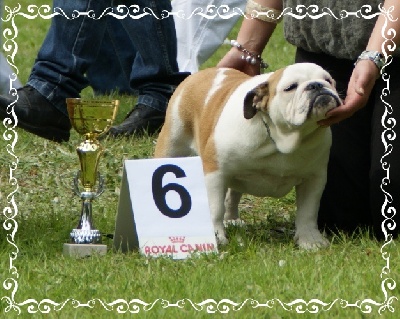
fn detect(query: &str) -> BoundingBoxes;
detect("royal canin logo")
[143,239,216,256]
[168,236,185,243]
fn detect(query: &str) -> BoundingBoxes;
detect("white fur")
[205,68,228,105]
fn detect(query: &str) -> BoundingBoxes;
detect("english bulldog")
[154,63,341,249]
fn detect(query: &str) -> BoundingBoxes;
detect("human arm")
[217,0,283,76]
[319,0,400,126]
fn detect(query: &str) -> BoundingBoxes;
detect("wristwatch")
[355,50,385,71]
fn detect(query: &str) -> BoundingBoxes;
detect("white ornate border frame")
[1,3,398,315]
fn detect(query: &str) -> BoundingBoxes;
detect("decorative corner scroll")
[1,3,397,316]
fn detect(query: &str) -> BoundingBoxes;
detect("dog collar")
[262,118,276,144]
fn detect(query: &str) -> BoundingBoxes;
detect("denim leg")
[86,17,135,96]
[27,0,111,116]
[119,0,189,112]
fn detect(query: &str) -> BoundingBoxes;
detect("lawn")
[1,1,398,318]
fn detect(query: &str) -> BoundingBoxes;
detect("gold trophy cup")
[63,98,119,257]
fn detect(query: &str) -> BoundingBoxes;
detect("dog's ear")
[243,82,270,119]
[243,90,258,119]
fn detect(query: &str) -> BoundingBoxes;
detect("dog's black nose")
[306,82,324,91]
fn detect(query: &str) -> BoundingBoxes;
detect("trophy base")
[63,243,107,258]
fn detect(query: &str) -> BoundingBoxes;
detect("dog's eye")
[325,78,332,85]
[284,83,298,92]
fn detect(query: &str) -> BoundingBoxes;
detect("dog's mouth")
[307,91,341,118]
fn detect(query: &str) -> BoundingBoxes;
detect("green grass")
[1,1,399,318]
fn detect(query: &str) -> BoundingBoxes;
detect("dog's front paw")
[294,229,329,250]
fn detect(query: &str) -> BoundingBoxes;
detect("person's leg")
[28,0,109,114]
[86,16,135,96]
[318,91,374,233]
[123,0,188,110]
[0,0,110,142]
[108,0,189,137]
[172,0,245,73]
[295,48,374,235]
[370,58,400,240]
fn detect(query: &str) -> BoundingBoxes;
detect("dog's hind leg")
[154,112,194,158]
[154,130,193,158]
[154,91,197,158]
[224,189,246,227]
[224,188,242,220]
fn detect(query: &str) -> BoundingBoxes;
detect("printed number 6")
[152,164,192,218]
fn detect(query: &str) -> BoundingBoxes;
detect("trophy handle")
[73,171,105,198]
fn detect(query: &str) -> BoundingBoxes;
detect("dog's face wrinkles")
[274,63,340,127]
[246,63,341,127]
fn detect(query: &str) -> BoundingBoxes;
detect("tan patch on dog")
[157,67,285,172]
[154,92,181,157]
[177,68,250,173]
[256,67,285,112]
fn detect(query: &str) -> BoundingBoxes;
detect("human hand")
[217,48,261,76]
[318,59,379,126]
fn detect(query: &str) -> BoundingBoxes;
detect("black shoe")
[107,104,165,138]
[0,85,71,142]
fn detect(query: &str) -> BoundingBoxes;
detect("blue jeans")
[86,17,135,96]
[28,0,188,116]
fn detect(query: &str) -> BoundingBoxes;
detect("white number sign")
[113,157,218,259]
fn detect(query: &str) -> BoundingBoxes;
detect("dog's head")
[244,63,341,127]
